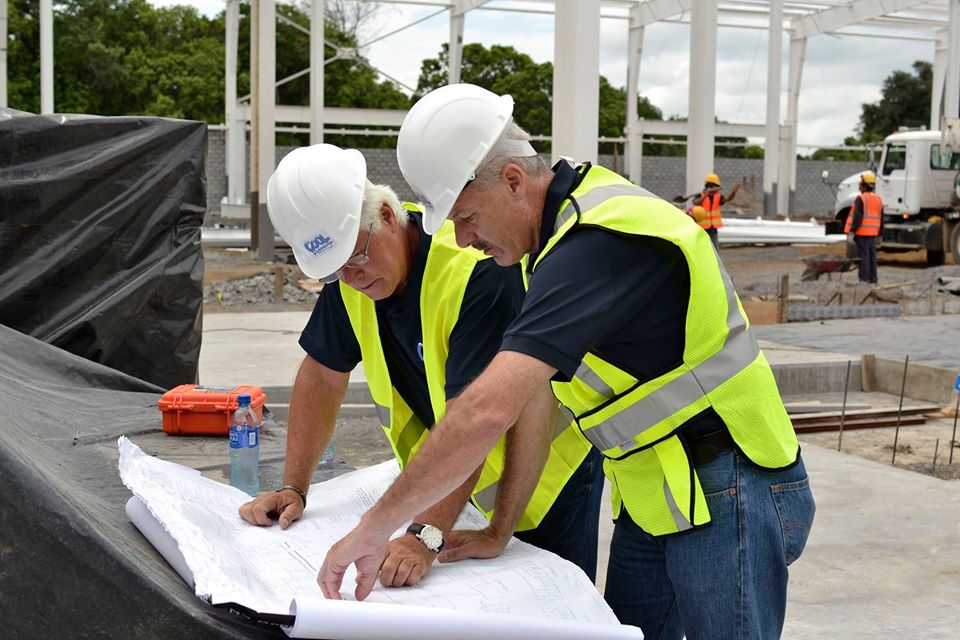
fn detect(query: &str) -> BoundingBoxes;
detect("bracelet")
[276,484,307,509]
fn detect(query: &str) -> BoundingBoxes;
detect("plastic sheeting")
[0,110,206,389]
[0,324,285,639]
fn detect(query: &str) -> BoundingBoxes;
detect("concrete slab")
[199,311,366,388]
[783,443,960,640]
[198,311,960,638]
[754,315,960,370]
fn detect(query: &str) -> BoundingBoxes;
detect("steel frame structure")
[7,0,958,227]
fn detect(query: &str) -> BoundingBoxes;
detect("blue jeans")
[604,449,815,639]
[514,447,605,582]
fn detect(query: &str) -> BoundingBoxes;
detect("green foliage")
[857,61,932,140]
[415,43,661,153]
[6,0,408,146]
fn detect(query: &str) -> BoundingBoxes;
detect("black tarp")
[0,110,205,389]
[0,324,290,638]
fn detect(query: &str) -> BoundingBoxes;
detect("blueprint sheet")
[118,437,643,639]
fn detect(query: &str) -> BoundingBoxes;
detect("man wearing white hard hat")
[319,86,815,640]
[239,143,604,588]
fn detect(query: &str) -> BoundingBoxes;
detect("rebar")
[838,360,852,451]
[891,355,909,466]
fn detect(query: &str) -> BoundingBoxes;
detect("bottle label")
[230,426,259,449]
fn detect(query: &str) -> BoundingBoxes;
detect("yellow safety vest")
[341,206,591,531]
[532,167,799,537]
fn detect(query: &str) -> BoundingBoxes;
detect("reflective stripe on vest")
[535,166,798,536]
[844,192,882,236]
[699,192,723,229]
[342,214,591,531]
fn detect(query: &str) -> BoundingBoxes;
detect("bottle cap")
[237,394,251,406]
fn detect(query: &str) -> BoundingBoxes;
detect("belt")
[684,428,734,466]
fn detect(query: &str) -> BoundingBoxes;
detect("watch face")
[419,524,444,551]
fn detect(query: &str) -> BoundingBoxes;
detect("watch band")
[276,484,307,508]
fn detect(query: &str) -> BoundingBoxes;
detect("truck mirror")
[820,170,829,179]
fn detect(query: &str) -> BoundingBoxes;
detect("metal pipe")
[891,355,909,465]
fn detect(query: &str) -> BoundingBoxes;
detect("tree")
[415,42,661,153]
[6,0,408,147]
[857,60,932,140]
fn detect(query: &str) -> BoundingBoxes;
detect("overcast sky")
[153,1,935,148]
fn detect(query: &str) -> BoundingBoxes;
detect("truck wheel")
[927,249,945,266]
[951,223,960,264]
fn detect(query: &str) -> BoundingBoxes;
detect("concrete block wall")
[205,131,869,219]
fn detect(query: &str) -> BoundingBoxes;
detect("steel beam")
[686,0,717,196]
[310,0,325,144]
[552,0,600,164]
[764,0,783,218]
[634,0,691,28]
[792,0,928,39]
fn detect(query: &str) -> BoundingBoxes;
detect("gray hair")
[361,182,408,233]
[470,123,550,191]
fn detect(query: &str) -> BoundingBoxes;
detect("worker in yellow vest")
[320,86,816,640]
[692,172,739,249]
[844,171,883,283]
[238,144,602,588]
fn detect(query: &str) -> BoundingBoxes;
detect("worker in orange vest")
[692,172,740,249]
[844,171,883,284]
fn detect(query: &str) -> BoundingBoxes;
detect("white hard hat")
[397,84,516,235]
[266,144,366,279]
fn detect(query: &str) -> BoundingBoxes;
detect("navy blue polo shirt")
[500,161,726,436]
[299,212,525,428]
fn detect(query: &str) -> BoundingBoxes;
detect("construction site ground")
[199,244,960,638]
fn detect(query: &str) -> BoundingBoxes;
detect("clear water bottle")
[229,394,260,495]
[319,442,336,466]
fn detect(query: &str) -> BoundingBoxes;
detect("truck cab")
[833,128,960,265]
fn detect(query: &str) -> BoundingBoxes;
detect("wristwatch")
[406,522,444,553]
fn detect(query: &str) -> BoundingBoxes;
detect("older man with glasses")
[238,144,603,589]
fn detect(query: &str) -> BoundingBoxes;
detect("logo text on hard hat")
[304,232,335,256]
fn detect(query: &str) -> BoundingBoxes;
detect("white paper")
[118,436,642,640]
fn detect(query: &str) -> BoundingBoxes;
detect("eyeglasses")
[321,223,375,284]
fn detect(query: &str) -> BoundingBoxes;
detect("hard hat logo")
[303,233,335,256]
[265,143,366,279]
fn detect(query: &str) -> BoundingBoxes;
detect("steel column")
[763,0,783,218]
[945,0,960,122]
[310,0,325,144]
[225,0,246,206]
[781,35,805,216]
[625,5,645,183]
[686,0,717,196]
[0,0,7,108]
[552,0,600,164]
[40,0,53,113]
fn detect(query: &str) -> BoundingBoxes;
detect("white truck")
[830,125,960,265]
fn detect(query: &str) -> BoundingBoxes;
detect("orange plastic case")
[158,384,267,436]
